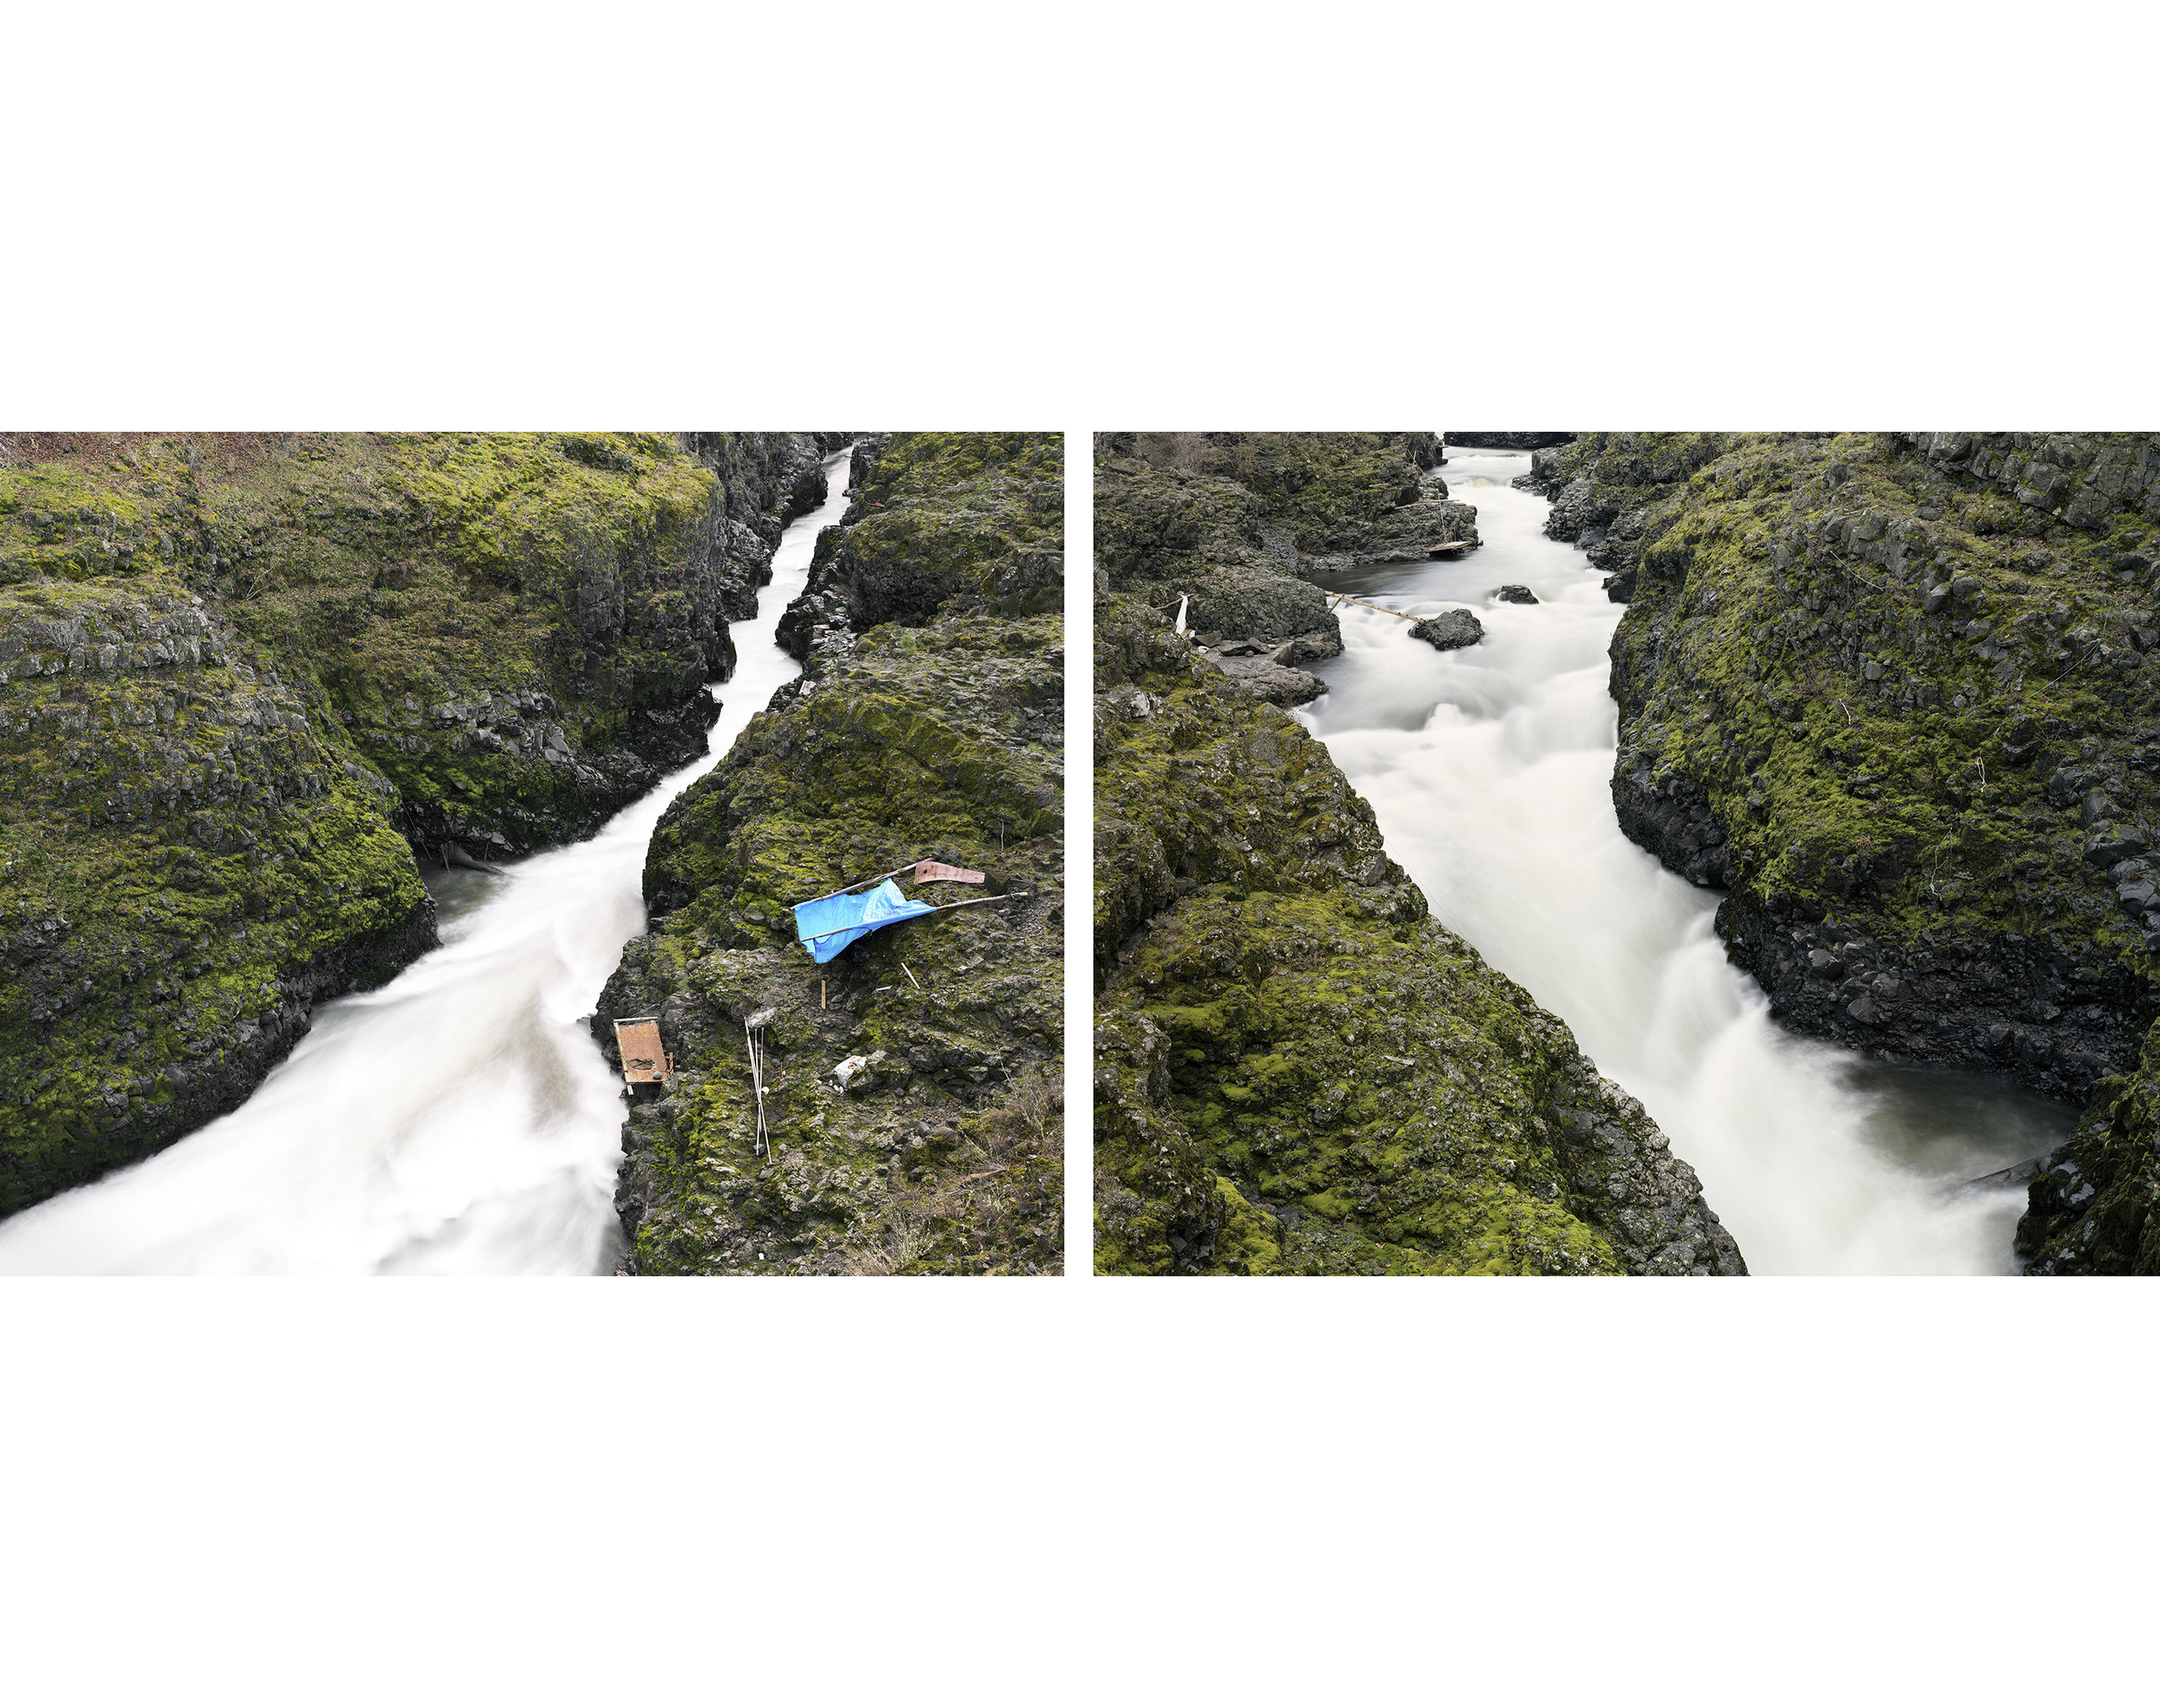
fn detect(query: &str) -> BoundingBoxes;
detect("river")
[0,447,854,1274]
[1295,444,2074,1274]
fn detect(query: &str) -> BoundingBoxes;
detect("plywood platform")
[613,1016,671,1088]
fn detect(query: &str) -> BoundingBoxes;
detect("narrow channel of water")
[0,447,854,1274]
[1296,445,2074,1274]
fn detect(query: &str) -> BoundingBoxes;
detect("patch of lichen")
[1593,432,2160,962]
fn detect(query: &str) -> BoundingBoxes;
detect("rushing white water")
[0,447,854,1274]
[1297,446,2074,1275]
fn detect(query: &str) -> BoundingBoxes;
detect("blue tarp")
[792,879,938,964]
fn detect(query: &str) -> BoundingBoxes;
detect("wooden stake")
[902,962,923,990]
[820,979,827,1011]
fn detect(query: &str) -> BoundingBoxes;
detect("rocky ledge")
[1092,431,1483,709]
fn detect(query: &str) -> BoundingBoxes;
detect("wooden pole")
[1329,593,1424,623]
[931,892,1030,915]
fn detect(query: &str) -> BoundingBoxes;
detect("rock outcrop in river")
[1523,432,2160,1271]
[1094,432,1744,1274]
[595,433,1064,1275]
[0,430,837,1216]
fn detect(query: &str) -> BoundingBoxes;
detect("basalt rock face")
[1093,432,1481,707]
[2017,1024,2160,1273]
[776,432,1064,661]
[1521,432,1747,602]
[597,433,1064,1276]
[1448,433,1576,450]
[0,429,825,1216]
[1094,448,1744,1276]
[684,431,855,620]
[1530,432,2160,1251]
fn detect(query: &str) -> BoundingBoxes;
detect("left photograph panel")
[0,431,1064,1274]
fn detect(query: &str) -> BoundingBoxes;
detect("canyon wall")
[1526,431,2160,1270]
[0,430,834,1214]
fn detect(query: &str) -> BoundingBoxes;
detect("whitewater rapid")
[1297,446,2073,1274]
[0,447,854,1274]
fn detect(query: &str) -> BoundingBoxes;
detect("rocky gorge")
[594,432,1065,1275]
[1523,431,2160,1272]
[1093,432,1745,1274]
[0,430,842,1218]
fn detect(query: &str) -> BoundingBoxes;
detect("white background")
[7,2,2159,1702]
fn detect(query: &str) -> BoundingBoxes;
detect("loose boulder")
[1412,609,1484,651]
[1494,585,1539,605]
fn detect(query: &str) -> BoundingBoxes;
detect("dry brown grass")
[836,1068,1064,1275]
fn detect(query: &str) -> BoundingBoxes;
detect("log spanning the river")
[1328,593,1423,623]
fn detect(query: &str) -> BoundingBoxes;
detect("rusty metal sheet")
[914,860,985,886]
[613,1017,668,1085]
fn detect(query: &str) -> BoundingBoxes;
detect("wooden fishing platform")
[613,1016,674,1091]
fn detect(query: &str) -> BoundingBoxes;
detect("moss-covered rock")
[1093,436,1743,1275]
[1093,433,1475,660]
[2016,1022,2160,1273]
[595,432,1065,1275]
[0,429,833,1214]
[1525,432,2160,1268]
[0,576,432,1213]
[775,431,1063,660]
[1446,433,1575,450]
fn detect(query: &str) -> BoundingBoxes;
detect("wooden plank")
[914,860,985,885]
[613,1017,669,1086]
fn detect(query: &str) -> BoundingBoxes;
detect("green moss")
[1095,598,1716,1272]
[3,432,747,854]
[1113,431,1439,551]
[1096,874,1629,1276]
[1579,433,2160,959]
[0,571,429,1210]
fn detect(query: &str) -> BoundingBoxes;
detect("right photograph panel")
[1095,431,2160,1275]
